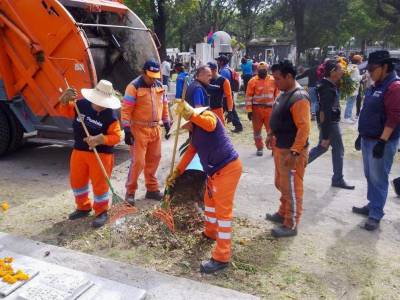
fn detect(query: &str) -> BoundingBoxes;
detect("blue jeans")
[308,86,318,115]
[308,122,344,184]
[361,137,398,220]
[344,95,356,119]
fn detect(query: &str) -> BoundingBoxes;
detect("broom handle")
[168,77,189,176]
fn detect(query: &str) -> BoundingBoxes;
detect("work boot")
[331,180,355,190]
[231,127,243,133]
[256,149,263,156]
[265,212,284,224]
[92,211,108,228]
[68,209,91,220]
[271,225,297,238]
[200,258,229,274]
[352,205,369,217]
[363,217,380,231]
[125,193,136,206]
[145,190,163,201]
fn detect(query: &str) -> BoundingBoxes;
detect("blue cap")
[207,62,218,70]
[143,59,161,78]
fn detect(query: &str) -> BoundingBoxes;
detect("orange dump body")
[0,0,159,137]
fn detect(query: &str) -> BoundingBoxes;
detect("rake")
[64,78,137,223]
[152,78,189,232]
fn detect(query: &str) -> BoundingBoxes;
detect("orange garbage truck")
[0,0,160,156]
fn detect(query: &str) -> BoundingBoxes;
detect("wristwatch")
[291,151,299,156]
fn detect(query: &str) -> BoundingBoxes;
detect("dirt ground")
[1,107,400,299]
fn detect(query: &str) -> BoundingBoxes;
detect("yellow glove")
[59,87,78,104]
[84,134,105,149]
[166,168,181,188]
[175,100,195,120]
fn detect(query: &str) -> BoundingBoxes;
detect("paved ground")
[1,118,400,298]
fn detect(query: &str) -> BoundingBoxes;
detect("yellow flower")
[4,257,13,264]
[2,274,17,284]
[14,270,29,281]
[1,201,9,212]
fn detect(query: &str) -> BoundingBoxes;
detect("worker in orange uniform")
[166,102,242,274]
[121,60,170,205]
[266,61,311,238]
[206,62,234,124]
[246,62,280,156]
[58,80,122,228]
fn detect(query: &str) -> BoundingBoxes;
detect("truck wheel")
[0,102,24,155]
[0,108,11,156]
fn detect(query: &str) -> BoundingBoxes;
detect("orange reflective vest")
[245,75,279,112]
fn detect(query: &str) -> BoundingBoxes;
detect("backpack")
[228,68,240,92]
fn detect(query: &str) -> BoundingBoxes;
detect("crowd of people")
[57,49,400,274]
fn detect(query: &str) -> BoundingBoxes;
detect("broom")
[64,79,137,223]
[152,78,189,232]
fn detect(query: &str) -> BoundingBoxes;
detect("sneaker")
[331,180,355,190]
[265,212,284,224]
[256,149,263,156]
[200,258,229,274]
[68,209,91,220]
[363,217,380,231]
[271,225,297,238]
[145,190,163,201]
[343,118,354,124]
[352,205,369,217]
[231,127,243,133]
[92,211,108,228]
[125,193,136,206]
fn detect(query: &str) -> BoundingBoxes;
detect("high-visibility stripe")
[94,191,110,202]
[218,232,231,239]
[205,206,215,213]
[205,216,217,223]
[123,95,136,103]
[73,185,90,196]
[218,220,231,227]
[288,169,297,229]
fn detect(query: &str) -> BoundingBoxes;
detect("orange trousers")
[204,159,242,262]
[70,149,113,216]
[252,106,272,150]
[211,108,225,125]
[273,147,308,228]
[126,125,161,194]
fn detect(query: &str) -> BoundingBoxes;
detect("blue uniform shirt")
[241,60,253,76]
[175,71,188,99]
[219,64,232,81]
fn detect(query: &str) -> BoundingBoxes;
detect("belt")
[131,120,160,127]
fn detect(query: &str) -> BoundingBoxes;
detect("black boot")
[265,212,284,224]
[92,212,108,228]
[200,258,229,274]
[352,205,369,217]
[271,225,297,238]
[256,149,263,156]
[68,209,91,220]
[331,180,355,190]
[231,127,243,133]
[145,190,163,201]
[363,217,380,231]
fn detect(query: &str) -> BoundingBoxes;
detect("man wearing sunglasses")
[353,50,400,231]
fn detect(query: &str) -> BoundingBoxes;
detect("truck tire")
[0,102,24,155]
[0,108,11,156]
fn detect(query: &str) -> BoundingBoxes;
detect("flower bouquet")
[338,57,357,99]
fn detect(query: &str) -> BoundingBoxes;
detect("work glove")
[164,121,171,140]
[166,168,181,188]
[247,112,253,121]
[355,135,361,151]
[59,87,78,104]
[84,134,104,149]
[225,111,234,124]
[175,100,194,120]
[124,127,134,146]
[373,139,386,159]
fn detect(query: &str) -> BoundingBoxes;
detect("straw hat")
[170,104,209,133]
[81,80,121,109]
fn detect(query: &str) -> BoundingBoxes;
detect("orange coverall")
[211,78,234,125]
[273,99,310,229]
[58,101,121,216]
[121,77,169,195]
[177,112,242,263]
[246,75,279,150]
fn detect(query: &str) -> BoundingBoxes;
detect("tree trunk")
[291,0,305,63]
[152,0,167,61]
